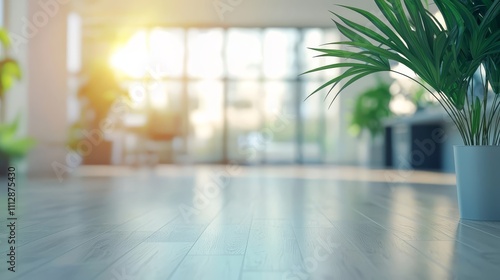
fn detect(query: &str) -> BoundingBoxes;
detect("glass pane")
[300,28,340,80]
[122,81,184,109]
[146,82,184,163]
[155,81,186,163]
[263,29,299,79]
[126,81,149,110]
[149,28,185,78]
[188,80,224,162]
[145,81,184,118]
[263,81,298,163]
[117,81,184,164]
[226,29,262,79]
[187,29,224,79]
[110,29,185,79]
[227,81,264,163]
[301,82,326,162]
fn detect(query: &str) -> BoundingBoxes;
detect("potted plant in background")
[350,80,393,166]
[0,28,35,176]
[305,0,500,220]
[73,63,128,164]
[0,117,36,176]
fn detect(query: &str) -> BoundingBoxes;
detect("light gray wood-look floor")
[0,166,499,280]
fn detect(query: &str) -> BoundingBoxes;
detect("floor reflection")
[2,166,500,279]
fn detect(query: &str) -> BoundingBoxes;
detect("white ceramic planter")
[454,145,500,221]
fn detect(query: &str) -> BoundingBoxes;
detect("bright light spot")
[390,94,417,115]
[433,11,446,29]
[390,83,402,96]
[129,84,147,104]
[110,31,149,78]
[188,29,224,78]
[391,63,416,80]
[110,29,184,79]
[149,29,184,77]
[67,12,82,73]
[150,88,168,110]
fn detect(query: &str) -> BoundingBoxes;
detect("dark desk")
[384,108,450,171]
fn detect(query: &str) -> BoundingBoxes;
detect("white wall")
[4,1,28,125]
[4,0,29,173]
[5,0,70,177]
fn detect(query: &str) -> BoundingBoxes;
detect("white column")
[24,0,70,177]
[4,1,29,173]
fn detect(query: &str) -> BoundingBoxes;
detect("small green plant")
[350,81,393,139]
[0,28,22,122]
[77,64,128,128]
[0,28,34,160]
[304,0,500,145]
[0,116,35,158]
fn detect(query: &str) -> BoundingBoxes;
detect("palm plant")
[304,0,500,145]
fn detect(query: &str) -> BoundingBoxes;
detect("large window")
[109,28,340,164]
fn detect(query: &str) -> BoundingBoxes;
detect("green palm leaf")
[305,0,500,145]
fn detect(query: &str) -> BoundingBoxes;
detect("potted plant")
[75,63,127,164]
[304,0,500,220]
[0,28,35,176]
[350,80,393,138]
[350,80,393,166]
[0,117,36,176]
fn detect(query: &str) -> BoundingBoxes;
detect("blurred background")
[0,0,462,178]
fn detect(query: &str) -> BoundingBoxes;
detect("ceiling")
[70,0,380,70]
[71,0,378,29]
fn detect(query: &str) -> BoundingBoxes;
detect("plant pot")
[83,140,112,165]
[454,145,500,221]
[0,154,9,177]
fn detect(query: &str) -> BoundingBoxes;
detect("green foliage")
[0,59,22,97]
[0,28,11,48]
[304,0,500,145]
[67,121,84,152]
[350,81,393,139]
[0,116,36,158]
[68,64,128,151]
[0,28,22,99]
[0,27,35,159]
[78,64,128,125]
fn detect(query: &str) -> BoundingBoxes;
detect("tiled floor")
[0,165,499,279]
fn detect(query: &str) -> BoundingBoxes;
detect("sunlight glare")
[110,31,149,78]
[110,29,184,79]
[188,29,224,78]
